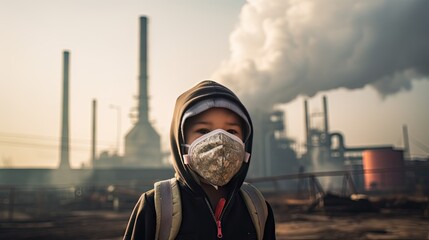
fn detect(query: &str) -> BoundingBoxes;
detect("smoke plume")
[212,0,429,109]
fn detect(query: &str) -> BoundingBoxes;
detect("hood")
[170,80,253,195]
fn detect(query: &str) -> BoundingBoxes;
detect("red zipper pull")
[214,198,226,220]
[214,198,226,239]
[217,220,223,238]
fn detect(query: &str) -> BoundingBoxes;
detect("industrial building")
[0,16,428,197]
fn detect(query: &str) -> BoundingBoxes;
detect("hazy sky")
[1,0,428,168]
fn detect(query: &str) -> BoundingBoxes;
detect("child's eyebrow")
[192,121,212,125]
[192,121,241,126]
[226,122,241,127]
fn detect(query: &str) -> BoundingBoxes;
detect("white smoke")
[212,0,429,109]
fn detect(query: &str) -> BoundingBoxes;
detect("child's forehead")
[192,107,241,121]
[186,108,244,129]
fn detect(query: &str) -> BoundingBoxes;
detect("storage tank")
[362,148,405,192]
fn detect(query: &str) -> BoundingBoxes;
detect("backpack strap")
[240,182,268,240]
[154,179,267,240]
[154,178,182,240]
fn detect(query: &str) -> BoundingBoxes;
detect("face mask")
[183,129,250,187]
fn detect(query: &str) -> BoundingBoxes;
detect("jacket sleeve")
[123,190,156,240]
[263,201,277,240]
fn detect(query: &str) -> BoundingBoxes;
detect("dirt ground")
[1,209,428,240]
[0,211,128,240]
[275,211,429,240]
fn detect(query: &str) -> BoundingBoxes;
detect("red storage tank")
[362,148,405,192]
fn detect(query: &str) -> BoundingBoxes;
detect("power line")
[0,140,91,152]
[0,132,117,146]
[411,138,429,154]
[0,134,117,152]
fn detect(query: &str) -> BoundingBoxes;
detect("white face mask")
[183,129,250,187]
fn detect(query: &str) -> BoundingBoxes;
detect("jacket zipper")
[205,198,223,238]
[204,193,234,239]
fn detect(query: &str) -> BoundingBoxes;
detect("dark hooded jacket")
[123,80,276,239]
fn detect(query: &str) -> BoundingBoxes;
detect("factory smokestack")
[59,51,70,169]
[304,99,310,148]
[91,99,97,166]
[402,124,411,160]
[138,16,149,123]
[323,96,329,139]
[124,16,162,167]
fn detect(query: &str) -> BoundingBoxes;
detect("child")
[123,80,276,239]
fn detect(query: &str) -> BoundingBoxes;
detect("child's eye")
[196,128,210,135]
[227,129,238,135]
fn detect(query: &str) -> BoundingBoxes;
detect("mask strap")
[183,154,191,164]
[244,152,251,163]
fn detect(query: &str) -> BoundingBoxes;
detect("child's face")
[185,107,244,145]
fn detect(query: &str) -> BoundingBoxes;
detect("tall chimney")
[59,51,70,169]
[91,99,97,166]
[138,16,149,123]
[124,16,162,167]
[402,124,411,159]
[304,99,310,147]
[323,95,329,137]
